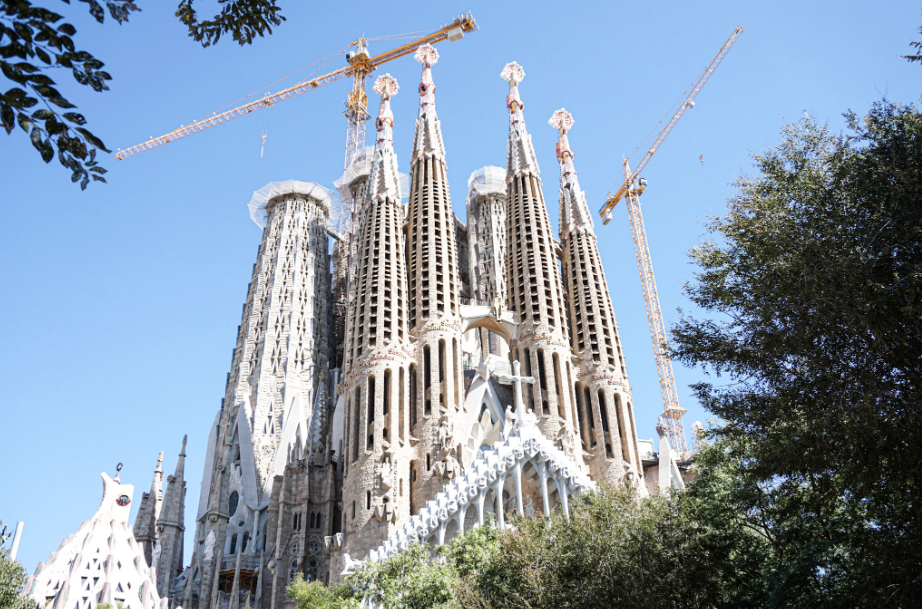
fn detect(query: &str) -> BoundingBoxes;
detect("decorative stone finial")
[114,462,123,482]
[414,43,439,67]
[156,451,164,470]
[548,108,574,135]
[373,73,399,101]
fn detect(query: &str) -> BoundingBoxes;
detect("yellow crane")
[598,27,743,458]
[115,14,478,369]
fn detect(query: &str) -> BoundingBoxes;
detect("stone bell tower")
[501,62,583,459]
[550,108,644,487]
[405,44,466,510]
[340,74,414,559]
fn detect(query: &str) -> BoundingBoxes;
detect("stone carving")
[437,418,454,455]
[151,539,162,571]
[379,457,394,491]
[434,448,459,481]
[203,530,216,564]
[341,553,363,576]
[524,496,536,518]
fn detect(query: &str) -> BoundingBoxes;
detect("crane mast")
[601,27,743,458]
[622,158,688,456]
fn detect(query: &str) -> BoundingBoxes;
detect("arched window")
[306,559,318,582]
[228,491,239,516]
[307,537,321,555]
[289,559,299,583]
[229,534,237,555]
[241,532,250,553]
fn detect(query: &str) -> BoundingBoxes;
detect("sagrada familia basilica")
[24,46,691,609]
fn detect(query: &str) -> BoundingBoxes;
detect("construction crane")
[115,13,478,370]
[598,27,743,458]
[114,14,477,163]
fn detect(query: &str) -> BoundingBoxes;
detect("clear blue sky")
[1,0,918,574]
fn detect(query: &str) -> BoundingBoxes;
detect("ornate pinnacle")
[373,73,399,100]
[548,108,574,136]
[414,44,439,67]
[502,62,538,177]
[551,108,592,230]
[500,62,525,113]
[549,108,576,169]
[373,74,398,145]
[415,44,438,111]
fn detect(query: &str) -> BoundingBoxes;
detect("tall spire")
[366,74,401,204]
[549,108,593,232]
[411,44,446,162]
[155,436,187,600]
[133,451,165,567]
[501,62,539,177]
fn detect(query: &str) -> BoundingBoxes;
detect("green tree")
[671,100,922,606]
[459,484,764,609]
[0,522,32,609]
[1,0,284,188]
[286,575,356,609]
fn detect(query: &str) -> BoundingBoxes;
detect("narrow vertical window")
[599,390,610,433]
[367,376,376,450]
[453,337,460,408]
[410,364,418,428]
[399,367,406,441]
[552,353,564,419]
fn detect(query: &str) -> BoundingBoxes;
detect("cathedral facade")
[160,49,645,609]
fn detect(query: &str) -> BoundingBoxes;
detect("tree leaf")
[76,126,110,152]
[57,23,77,36]
[62,112,86,125]
[32,109,53,120]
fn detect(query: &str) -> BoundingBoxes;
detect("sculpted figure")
[438,418,454,454]
[203,530,216,564]
[379,457,394,490]
[151,539,162,571]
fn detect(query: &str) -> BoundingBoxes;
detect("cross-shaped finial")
[500,62,525,86]
[496,360,535,413]
[373,74,399,100]
[414,44,439,67]
[548,108,574,134]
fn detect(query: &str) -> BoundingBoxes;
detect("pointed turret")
[405,44,465,509]
[155,436,187,600]
[365,74,402,205]
[500,63,582,458]
[410,44,446,163]
[549,108,593,232]
[502,62,540,177]
[341,74,414,561]
[550,110,644,490]
[133,451,164,567]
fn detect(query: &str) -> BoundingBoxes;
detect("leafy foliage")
[460,484,765,609]
[2,0,282,189]
[175,0,285,47]
[287,576,357,609]
[671,100,922,606]
[0,521,31,609]
[0,0,137,188]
